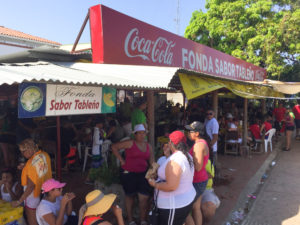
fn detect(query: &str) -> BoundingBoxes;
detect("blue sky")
[0,0,206,45]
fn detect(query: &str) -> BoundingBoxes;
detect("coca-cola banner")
[89,4,266,81]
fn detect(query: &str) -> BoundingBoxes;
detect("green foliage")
[88,155,120,186]
[185,0,300,80]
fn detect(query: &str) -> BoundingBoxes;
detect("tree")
[185,0,300,80]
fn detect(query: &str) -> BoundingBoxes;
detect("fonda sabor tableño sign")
[18,83,116,118]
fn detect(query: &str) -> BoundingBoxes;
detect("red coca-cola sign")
[89,4,266,81]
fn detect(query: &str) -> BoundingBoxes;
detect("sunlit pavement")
[242,138,300,225]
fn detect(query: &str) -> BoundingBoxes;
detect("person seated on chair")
[0,167,22,202]
[226,113,237,132]
[249,118,262,141]
[78,189,125,225]
[226,114,242,143]
[201,159,220,224]
[36,178,77,225]
[260,114,273,139]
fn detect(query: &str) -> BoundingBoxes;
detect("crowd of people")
[1,94,300,225]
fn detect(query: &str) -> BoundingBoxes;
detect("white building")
[0,26,61,56]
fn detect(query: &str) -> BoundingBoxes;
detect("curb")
[222,138,283,225]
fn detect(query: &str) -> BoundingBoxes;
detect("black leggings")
[158,202,193,225]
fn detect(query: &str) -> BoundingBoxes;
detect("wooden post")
[147,91,155,150]
[213,90,218,119]
[56,116,61,181]
[243,98,248,146]
[261,99,266,115]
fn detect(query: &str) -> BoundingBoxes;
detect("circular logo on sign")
[20,86,43,112]
[190,78,199,89]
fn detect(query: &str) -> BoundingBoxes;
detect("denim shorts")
[193,180,208,200]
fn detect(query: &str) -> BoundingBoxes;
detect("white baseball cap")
[132,124,146,133]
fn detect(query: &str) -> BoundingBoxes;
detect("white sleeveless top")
[157,151,196,209]
[1,182,18,202]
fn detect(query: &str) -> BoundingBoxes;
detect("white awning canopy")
[0,61,180,90]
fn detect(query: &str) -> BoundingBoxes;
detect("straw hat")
[84,190,116,217]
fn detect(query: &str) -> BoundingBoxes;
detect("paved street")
[242,138,300,225]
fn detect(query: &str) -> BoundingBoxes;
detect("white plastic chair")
[264,128,276,153]
[101,140,112,166]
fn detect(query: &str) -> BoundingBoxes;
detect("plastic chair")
[224,131,241,155]
[264,128,276,153]
[82,146,92,172]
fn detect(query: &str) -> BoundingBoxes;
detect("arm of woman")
[42,195,69,225]
[106,126,116,139]
[6,182,21,201]
[151,160,182,192]
[111,140,133,166]
[65,193,75,216]
[193,142,206,171]
[12,177,35,207]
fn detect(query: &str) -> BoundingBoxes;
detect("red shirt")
[122,141,150,172]
[250,124,261,139]
[273,107,286,122]
[264,122,272,132]
[293,105,300,120]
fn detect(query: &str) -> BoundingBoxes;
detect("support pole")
[56,117,61,181]
[71,12,90,53]
[147,91,155,149]
[261,99,266,115]
[243,98,248,146]
[213,90,218,119]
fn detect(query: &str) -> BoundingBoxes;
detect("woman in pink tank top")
[112,124,154,225]
[185,121,209,225]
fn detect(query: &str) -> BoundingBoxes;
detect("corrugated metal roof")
[0,61,179,90]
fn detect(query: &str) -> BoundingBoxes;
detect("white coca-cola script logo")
[124,28,175,65]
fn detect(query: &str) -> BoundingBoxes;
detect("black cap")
[185,121,204,132]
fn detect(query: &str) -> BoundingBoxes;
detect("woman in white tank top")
[0,168,22,202]
[148,131,196,225]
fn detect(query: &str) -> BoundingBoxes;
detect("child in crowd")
[157,142,171,166]
[91,117,106,168]
[0,168,22,202]
[36,178,77,225]
[201,159,220,223]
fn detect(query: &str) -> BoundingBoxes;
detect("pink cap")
[42,178,66,193]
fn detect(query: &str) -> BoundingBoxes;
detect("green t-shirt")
[131,108,146,130]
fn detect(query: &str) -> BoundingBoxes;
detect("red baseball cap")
[169,131,186,145]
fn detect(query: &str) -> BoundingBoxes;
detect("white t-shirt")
[36,196,67,225]
[156,151,196,209]
[204,118,219,152]
[157,156,167,166]
[92,127,103,155]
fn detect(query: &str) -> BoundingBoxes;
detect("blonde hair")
[19,138,38,152]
